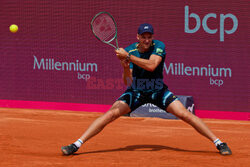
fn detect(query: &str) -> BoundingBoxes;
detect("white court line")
[204,120,250,125]
[165,126,250,134]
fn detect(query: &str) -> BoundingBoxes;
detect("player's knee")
[177,110,193,123]
[105,109,121,122]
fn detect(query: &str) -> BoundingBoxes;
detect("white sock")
[213,138,222,146]
[73,139,83,148]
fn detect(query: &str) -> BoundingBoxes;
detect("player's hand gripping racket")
[91,12,119,49]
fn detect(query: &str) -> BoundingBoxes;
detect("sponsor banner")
[0,0,249,115]
[129,95,195,119]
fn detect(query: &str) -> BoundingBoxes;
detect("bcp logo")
[184,5,238,41]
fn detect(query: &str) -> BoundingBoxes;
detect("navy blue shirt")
[125,40,166,91]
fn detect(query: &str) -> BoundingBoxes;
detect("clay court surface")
[0,108,249,167]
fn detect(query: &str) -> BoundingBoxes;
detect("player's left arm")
[129,54,162,72]
[116,48,162,72]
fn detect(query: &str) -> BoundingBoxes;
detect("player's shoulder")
[152,40,166,57]
[153,40,166,48]
[125,42,138,52]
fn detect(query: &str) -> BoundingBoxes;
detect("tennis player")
[61,23,232,155]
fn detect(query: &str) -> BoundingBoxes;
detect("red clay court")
[1,108,249,167]
[1,1,249,166]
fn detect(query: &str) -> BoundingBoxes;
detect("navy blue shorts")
[117,85,178,112]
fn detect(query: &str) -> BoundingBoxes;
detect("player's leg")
[79,100,131,143]
[61,100,130,155]
[166,100,232,155]
[167,100,217,141]
[153,86,232,155]
[152,88,216,140]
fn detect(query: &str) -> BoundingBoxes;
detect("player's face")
[137,32,153,51]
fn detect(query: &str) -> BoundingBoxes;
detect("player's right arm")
[120,60,133,86]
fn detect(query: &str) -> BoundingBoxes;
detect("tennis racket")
[91,11,119,49]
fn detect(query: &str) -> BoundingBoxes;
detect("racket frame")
[91,11,119,49]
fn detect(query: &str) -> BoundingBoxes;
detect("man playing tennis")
[61,23,232,155]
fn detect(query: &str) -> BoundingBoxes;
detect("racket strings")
[92,14,116,42]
